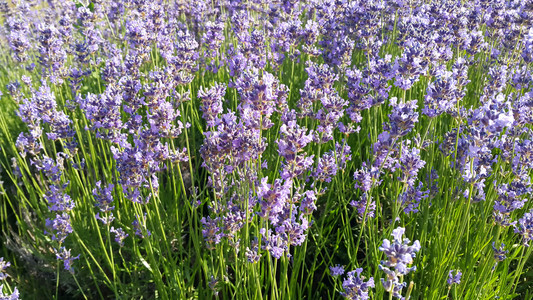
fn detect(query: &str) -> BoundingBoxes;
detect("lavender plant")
[0,0,531,299]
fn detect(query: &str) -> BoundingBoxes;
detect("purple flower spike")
[201,216,224,250]
[492,242,508,262]
[54,247,80,274]
[385,98,419,138]
[514,209,533,246]
[340,268,375,300]
[350,194,376,221]
[198,82,226,127]
[45,213,73,244]
[379,227,420,298]
[447,270,462,285]
[110,227,129,247]
[0,258,11,281]
[330,265,345,277]
[0,257,18,299]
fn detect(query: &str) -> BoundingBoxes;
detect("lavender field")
[0,0,533,299]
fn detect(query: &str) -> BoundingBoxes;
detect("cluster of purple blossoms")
[0,257,19,299]
[398,142,426,186]
[510,138,533,177]
[92,181,128,247]
[447,270,462,286]
[4,0,533,297]
[257,228,285,260]
[30,153,79,272]
[54,247,80,274]
[353,162,379,193]
[110,227,129,247]
[0,258,10,281]
[80,85,124,142]
[199,99,319,259]
[351,161,381,221]
[198,82,226,128]
[233,66,288,130]
[6,8,31,63]
[45,212,73,246]
[423,59,470,118]
[345,55,394,124]
[514,209,533,246]
[385,98,419,139]
[393,40,429,91]
[110,144,155,205]
[16,84,77,156]
[170,29,199,83]
[132,213,151,238]
[245,239,262,264]
[277,110,315,181]
[36,23,68,83]
[298,61,347,143]
[93,181,116,225]
[379,227,421,299]
[356,102,426,217]
[220,198,247,243]
[350,194,376,221]
[399,183,429,215]
[45,184,74,212]
[339,268,375,300]
[201,216,224,251]
[330,265,345,277]
[492,242,508,262]
[200,111,266,198]
[257,178,291,225]
[439,90,515,193]
[300,190,318,216]
[522,28,533,63]
[201,19,226,72]
[313,141,352,183]
[493,181,530,227]
[110,119,188,205]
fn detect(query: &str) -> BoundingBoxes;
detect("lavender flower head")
[379,227,420,298]
[300,190,318,215]
[353,163,380,193]
[110,227,129,247]
[400,183,429,214]
[133,213,151,238]
[54,247,80,274]
[380,227,421,275]
[257,177,291,224]
[245,239,261,263]
[201,216,224,250]
[492,242,508,262]
[514,208,533,246]
[93,181,115,225]
[313,150,339,183]
[398,142,426,186]
[198,82,226,127]
[385,98,419,138]
[277,113,315,180]
[45,184,74,212]
[0,257,18,300]
[45,213,73,244]
[330,264,345,277]
[0,285,19,299]
[339,268,375,300]
[350,194,376,221]
[260,228,288,259]
[447,270,462,285]
[0,258,10,281]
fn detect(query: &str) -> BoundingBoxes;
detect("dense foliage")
[0,0,533,299]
